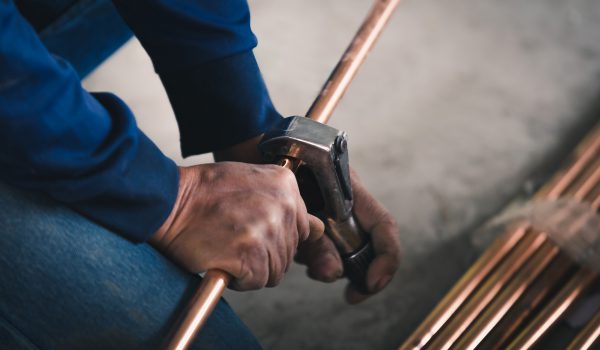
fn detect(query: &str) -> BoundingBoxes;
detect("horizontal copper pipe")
[480,254,574,350]
[566,307,600,350]
[506,268,599,350]
[426,230,547,350]
[451,240,561,350]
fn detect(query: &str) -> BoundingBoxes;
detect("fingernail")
[375,275,392,291]
[330,253,344,278]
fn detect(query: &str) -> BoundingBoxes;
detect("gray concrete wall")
[84,0,600,348]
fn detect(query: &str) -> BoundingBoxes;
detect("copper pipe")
[480,254,574,350]
[566,307,600,350]
[451,240,560,350]
[426,230,547,350]
[593,194,600,209]
[162,2,402,349]
[397,224,528,350]
[476,170,600,348]
[306,0,402,123]
[572,157,600,201]
[538,125,600,200]
[400,125,600,350]
[163,270,230,350]
[506,268,599,350]
[502,179,600,350]
[450,146,600,350]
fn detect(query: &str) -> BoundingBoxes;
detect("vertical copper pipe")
[566,307,600,350]
[426,230,547,350]
[397,224,529,350]
[162,1,402,349]
[506,268,599,350]
[451,241,560,350]
[306,0,402,123]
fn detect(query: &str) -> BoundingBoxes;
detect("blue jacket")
[0,0,281,242]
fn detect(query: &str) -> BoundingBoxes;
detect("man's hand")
[295,169,401,304]
[150,162,324,291]
[213,136,401,303]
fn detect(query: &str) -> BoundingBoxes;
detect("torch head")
[259,116,369,255]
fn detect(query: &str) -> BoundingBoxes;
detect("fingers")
[307,215,325,242]
[344,170,401,303]
[228,243,270,291]
[344,252,398,304]
[283,165,313,244]
[345,283,370,305]
[296,235,343,282]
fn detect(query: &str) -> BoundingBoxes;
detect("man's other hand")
[150,163,324,291]
[295,169,401,304]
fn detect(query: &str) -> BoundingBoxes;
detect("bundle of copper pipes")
[399,123,600,350]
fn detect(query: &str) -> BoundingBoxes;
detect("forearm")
[0,1,178,242]
[112,1,281,157]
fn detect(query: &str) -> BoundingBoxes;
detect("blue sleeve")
[112,0,282,156]
[0,1,179,242]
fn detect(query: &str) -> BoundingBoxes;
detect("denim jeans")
[0,182,262,350]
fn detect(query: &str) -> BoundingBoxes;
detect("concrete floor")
[83,0,600,348]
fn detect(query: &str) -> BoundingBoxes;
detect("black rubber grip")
[342,239,375,294]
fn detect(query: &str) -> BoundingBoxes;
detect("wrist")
[149,166,197,249]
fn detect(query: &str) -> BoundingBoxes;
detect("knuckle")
[277,168,297,185]
[386,215,400,231]
[237,230,264,253]
[247,274,268,290]
[236,245,268,290]
[281,195,297,212]
[377,212,399,232]
[268,271,284,287]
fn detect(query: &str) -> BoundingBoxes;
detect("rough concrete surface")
[83,0,600,349]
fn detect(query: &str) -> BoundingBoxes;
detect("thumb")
[306,215,325,242]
